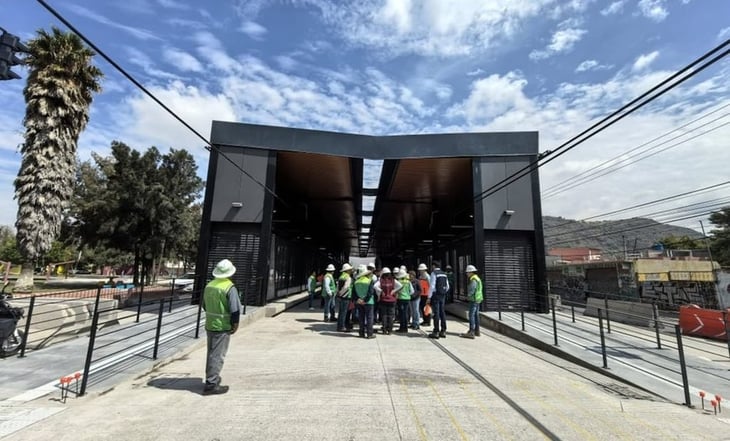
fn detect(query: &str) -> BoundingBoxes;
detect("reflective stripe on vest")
[204,278,234,331]
[338,272,352,298]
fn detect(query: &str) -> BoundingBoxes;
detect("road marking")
[428,379,469,441]
[458,380,517,441]
[400,378,428,441]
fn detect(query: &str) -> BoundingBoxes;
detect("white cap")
[212,259,236,279]
[326,264,335,272]
[417,263,428,271]
[341,263,353,272]
[465,264,478,273]
[381,267,391,274]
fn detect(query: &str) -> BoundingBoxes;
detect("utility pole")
[699,221,714,263]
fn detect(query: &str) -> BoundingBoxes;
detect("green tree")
[13,27,103,292]
[0,226,21,263]
[659,235,704,250]
[709,207,730,267]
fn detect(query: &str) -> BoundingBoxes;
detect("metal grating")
[207,226,261,306]
[483,232,536,311]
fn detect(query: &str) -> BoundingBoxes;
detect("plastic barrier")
[678,304,730,341]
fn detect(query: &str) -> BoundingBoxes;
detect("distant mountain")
[543,215,704,258]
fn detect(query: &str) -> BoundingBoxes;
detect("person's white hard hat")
[341,263,353,272]
[357,264,370,276]
[417,263,428,271]
[367,262,376,269]
[400,265,407,273]
[381,267,391,274]
[212,259,236,279]
[326,264,336,272]
[465,264,478,273]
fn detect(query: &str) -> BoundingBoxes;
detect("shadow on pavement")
[147,376,205,395]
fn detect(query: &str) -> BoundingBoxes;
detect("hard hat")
[212,259,236,279]
[341,263,353,272]
[357,264,370,275]
[465,264,478,273]
[417,263,428,271]
[400,265,406,273]
[367,262,376,269]
[326,264,335,272]
[381,267,391,274]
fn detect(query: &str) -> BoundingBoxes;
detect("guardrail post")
[79,286,102,397]
[136,282,144,323]
[598,308,608,369]
[551,296,558,346]
[720,311,730,356]
[242,279,248,315]
[194,291,204,339]
[571,303,575,323]
[497,285,502,321]
[152,298,165,360]
[675,325,692,407]
[653,300,662,350]
[604,295,611,334]
[18,295,36,358]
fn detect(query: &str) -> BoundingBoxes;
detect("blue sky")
[1,0,729,233]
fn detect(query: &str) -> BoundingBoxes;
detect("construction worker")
[427,261,450,339]
[460,264,483,339]
[395,268,412,333]
[322,264,337,322]
[374,267,402,334]
[445,264,455,303]
[336,263,354,332]
[407,270,421,330]
[306,270,317,311]
[353,264,376,339]
[202,259,241,395]
[417,263,431,326]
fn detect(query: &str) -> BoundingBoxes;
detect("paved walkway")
[2,297,729,440]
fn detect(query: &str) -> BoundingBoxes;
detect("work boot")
[203,385,229,395]
[474,328,481,337]
[428,332,439,339]
[460,331,475,339]
[439,331,446,339]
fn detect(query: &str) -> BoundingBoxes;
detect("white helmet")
[381,267,391,274]
[367,262,376,270]
[326,264,335,272]
[400,265,407,273]
[357,264,370,275]
[417,263,428,271]
[465,264,478,273]
[341,263,353,272]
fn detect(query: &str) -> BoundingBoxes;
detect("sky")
[1,0,729,235]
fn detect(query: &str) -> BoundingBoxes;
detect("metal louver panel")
[207,224,261,306]
[483,232,536,311]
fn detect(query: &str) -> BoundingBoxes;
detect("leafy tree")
[709,207,730,267]
[0,226,21,263]
[13,27,102,292]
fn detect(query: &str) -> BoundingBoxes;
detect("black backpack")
[434,271,449,296]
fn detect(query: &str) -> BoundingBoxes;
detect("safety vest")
[307,275,317,292]
[419,278,430,297]
[469,274,483,303]
[338,272,352,298]
[323,273,336,296]
[397,277,412,301]
[353,275,373,305]
[204,278,234,331]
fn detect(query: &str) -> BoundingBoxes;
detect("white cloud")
[163,48,204,73]
[530,21,587,60]
[718,27,730,41]
[193,32,238,73]
[637,0,668,22]
[124,46,181,80]
[156,0,190,9]
[302,0,556,57]
[447,72,532,124]
[65,4,162,40]
[601,0,625,15]
[632,50,659,71]
[240,21,267,39]
[575,59,613,72]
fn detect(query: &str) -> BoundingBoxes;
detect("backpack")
[434,272,449,296]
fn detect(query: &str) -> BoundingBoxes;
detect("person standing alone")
[460,265,483,339]
[202,259,242,395]
[306,270,317,311]
[427,261,450,339]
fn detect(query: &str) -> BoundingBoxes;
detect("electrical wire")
[35,0,287,207]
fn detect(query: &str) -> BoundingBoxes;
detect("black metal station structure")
[195,121,547,311]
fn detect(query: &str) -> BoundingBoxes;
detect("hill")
[543,215,704,258]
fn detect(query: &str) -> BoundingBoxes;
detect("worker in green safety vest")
[460,264,483,339]
[395,268,412,333]
[202,259,242,394]
[353,264,376,339]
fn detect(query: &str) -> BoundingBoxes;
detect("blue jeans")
[397,300,409,331]
[409,298,420,328]
[323,295,335,320]
[307,290,315,308]
[468,301,480,331]
[357,303,374,337]
[337,297,351,330]
[431,296,446,334]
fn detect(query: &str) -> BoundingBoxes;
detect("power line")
[472,38,730,206]
[542,111,730,198]
[34,0,286,206]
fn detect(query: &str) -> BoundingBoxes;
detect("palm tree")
[13,27,103,292]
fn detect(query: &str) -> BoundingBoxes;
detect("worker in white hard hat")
[322,264,337,322]
[353,264,376,338]
[417,263,431,326]
[461,264,483,339]
[373,267,402,334]
[336,263,354,331]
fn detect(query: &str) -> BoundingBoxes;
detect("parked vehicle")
[0,282,25,357]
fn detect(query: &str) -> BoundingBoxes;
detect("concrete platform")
[2,298,729,440]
